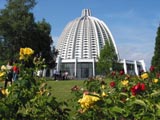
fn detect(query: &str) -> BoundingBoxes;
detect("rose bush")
[0,48,70,119]
[72,69,160,120]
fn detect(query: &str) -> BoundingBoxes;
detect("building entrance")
[81,68,89,78]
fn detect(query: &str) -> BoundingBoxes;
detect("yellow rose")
[102,91,107,97]
[1,65,6,71]
[5,89,10,96]
[141,73,149,80]
[24,48,34,55]
[20,48,24,55]
[19,47,34,60]
[121,80,129,86]
[1,88,9,96]
[92,92,100,97]
[20,47,34,55]
[91,95,100,102]
[1,88,5,95]
[78,94,100,109]
[101,85,106,89]
[0,71,6,77]
[153,79,158,83]
[19,55,25,60]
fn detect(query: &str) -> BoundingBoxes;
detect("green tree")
[0,0,36,59]
[35,19,53,62]
[96,40,118,75]
[151,25,160,71]
[0,0,55,66]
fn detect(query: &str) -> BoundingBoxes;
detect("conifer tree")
[96,40,118,75]
[151,25,160,71]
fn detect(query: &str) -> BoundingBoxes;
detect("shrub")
[72,69,160,120]
[0,48,70,119]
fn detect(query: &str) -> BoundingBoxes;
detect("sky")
[0,0,160,69]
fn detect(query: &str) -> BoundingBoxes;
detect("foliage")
[72,67,160,120]
[0,0,56,68]
[0,48,70,119]
[152,26,160,71]
[96,40,118,75]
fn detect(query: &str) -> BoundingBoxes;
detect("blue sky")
[0,0,160,69]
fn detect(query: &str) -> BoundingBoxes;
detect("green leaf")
[119,92,129,97]
[151,90,160,97]
[132,99,146,108]
[105,98,112,104]
[110,106,125,114]
[156,109,160,117]
[142,115,155,120]
[155,103,160,109]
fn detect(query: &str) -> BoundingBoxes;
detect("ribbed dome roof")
[56,9,119,60]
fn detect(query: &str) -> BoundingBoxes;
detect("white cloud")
[118,44,153,69]
[103,9,157,70]
[105,9,136,20]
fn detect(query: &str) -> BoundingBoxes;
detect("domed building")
[56,9,146,78]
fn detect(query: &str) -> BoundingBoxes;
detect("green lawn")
[47,80,85,101]
[47,79,86,117]
[0,79,85,101]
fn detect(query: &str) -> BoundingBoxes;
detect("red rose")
[130,83,146,96]
[71,85,79,91]
[131,86,137,96]
[111,71,116,76]
[110,81,116,87]
[134,83,141,91]
[140,83,146,91]
[119,70,124,75]
[156,73,160,78]
[149,66,155,72]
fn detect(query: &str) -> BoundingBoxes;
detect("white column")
[139,60,146,72]
[56,55,61,71]
[92,58,95,76]
[134,60,138,76]
[75,58,77,77]
[42,68,47,77]
[123,59,127,74]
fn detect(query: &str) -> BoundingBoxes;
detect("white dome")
[55,9,146,78]
[56,9,119,60]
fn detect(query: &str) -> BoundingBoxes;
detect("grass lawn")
[47,80,86,117]
[47,79,85,101]
[0,79,85,101]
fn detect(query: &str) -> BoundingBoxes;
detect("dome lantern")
[81,9,91,17]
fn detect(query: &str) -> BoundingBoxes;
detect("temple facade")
[56,9,146,78]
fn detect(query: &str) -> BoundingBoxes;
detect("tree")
[96,40,118,75]
[34,19,53,62]
[151,25,160,71]
[0,0,36,59]
[0,0,55,66]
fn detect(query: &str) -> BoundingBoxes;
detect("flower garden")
[71,70,160,120]
[0,48,160,119]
